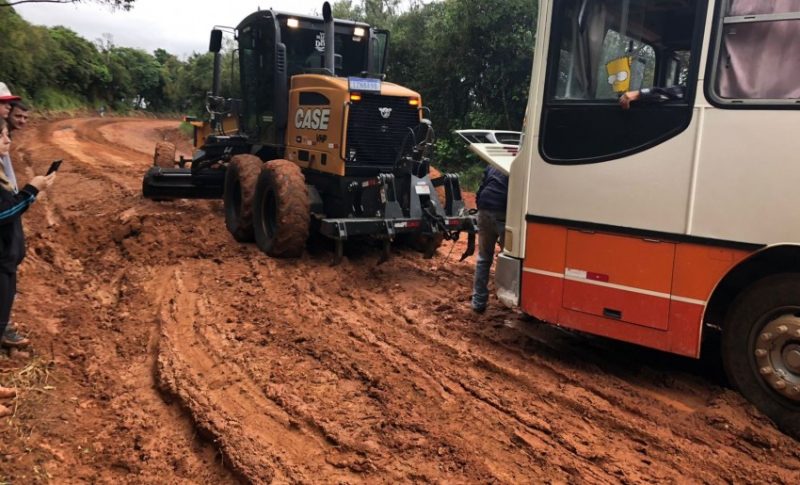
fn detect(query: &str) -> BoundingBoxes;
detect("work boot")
[0,387,15,399]
[1,326,30,348]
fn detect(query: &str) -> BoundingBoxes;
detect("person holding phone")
[0,117,54,349]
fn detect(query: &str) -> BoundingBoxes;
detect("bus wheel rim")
[754,312,800,402]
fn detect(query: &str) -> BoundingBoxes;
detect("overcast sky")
[15,0,342,58]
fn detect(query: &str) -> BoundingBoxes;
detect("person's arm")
[0,173,54,225]
[0,185,38,224]
[620,86,685,109]
[476,167,490,207]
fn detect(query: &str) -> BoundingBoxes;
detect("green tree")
[387,0,537,174]
[0,0,134,10]
[333,0,400,28]
[101,46,160,108]
[49,27,110,99]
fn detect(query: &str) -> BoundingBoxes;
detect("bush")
[34,88,85,111]
[458,162,485,193]
[179,121,195,139]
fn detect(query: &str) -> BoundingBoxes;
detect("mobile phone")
[46,159,62,175]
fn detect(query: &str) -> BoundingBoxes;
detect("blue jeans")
[472,210,506,310]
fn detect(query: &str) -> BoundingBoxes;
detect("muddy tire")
[253,159,309,258]
[154,142,176,168]
[224,155,263,242]
[722,273,800,439]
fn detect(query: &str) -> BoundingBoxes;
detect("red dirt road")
[1,117,799,483]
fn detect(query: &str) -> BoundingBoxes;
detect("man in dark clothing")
[472,166,509,313]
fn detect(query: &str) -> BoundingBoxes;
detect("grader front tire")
[224,154,263,242]
[253,160,310,258]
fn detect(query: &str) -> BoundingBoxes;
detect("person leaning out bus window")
[619,85,686,110]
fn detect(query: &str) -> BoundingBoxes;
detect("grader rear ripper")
[142,3,477,263]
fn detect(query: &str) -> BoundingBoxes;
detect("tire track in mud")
[2,117,236,483]
[156,264,382,484]
[273,263,793,484]
[155,248,800,483]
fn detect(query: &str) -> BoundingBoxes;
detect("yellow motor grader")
[143,2,477,263]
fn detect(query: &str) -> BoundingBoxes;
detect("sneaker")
[1,327,30,348]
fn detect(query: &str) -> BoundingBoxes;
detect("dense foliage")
[0,0,537,176]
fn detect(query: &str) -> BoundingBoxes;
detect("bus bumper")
[496,253,521,308]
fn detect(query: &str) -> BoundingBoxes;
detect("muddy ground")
[0,117,798,484]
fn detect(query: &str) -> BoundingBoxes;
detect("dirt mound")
[1,118,798,483]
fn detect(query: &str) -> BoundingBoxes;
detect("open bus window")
[541,0,705,164]
[710,0,800,104]
[551,0,681,101]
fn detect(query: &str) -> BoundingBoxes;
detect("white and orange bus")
[482,0,800,437]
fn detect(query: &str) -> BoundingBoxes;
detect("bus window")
[708,0,800,105]
[541,0,707,164]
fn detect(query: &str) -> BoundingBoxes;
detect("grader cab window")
[282,26,369,77]
[541,0,707,164]
[239,24,276,143]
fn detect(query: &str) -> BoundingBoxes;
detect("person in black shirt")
[472,166,509,314]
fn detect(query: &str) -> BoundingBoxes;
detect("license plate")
[414,183,431,195]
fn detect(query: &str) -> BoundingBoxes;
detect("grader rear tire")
[224,154,263,242]
[253,159,310,258]
[154,142,176,168]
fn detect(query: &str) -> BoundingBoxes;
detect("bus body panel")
[527,116,699,235]
[691,109,800,244]
[521,222,752,357]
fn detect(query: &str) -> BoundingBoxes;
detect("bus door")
[534,0,708,332]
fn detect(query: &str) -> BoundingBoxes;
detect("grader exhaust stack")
[323,2,335,75]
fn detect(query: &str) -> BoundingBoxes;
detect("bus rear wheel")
[722,273,800,439]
